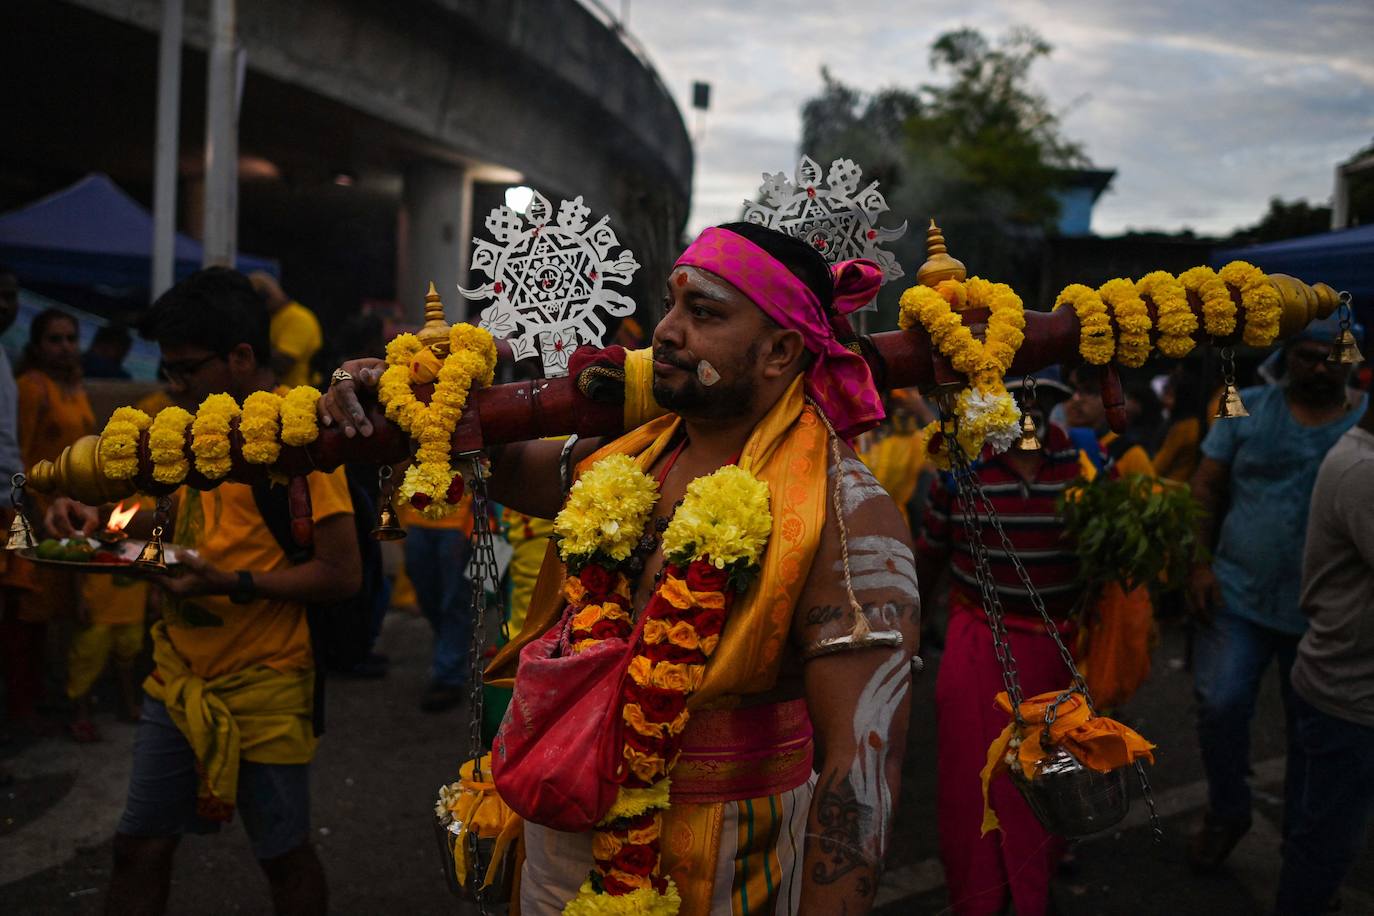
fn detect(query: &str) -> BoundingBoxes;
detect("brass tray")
[18,537,194,574]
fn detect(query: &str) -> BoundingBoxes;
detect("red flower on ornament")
[685,562,729,592]
[410,493,432,510]
[693,605,727,636]
[445,474,465,504]
[579,563,615,597]
[611,843,659,877]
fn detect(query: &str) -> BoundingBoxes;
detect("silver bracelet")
[559,434,581,499]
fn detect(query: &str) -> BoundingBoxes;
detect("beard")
[1288,372,1346,407]
[652,345,758,420]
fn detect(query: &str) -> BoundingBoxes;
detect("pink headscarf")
[673,226,886,439]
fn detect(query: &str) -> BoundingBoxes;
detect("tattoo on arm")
[810,770,879,898]
[803,602,917,629]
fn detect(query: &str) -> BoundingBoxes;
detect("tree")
[798,27,1088,326]
[1228,197,1332,245]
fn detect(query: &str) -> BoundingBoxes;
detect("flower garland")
[240,391,283,465]
[1219,260,1281,347]
[190,394,240,480]
[1179,266,1236,339]
[280,386,321,447]
[1053,284,1114,365]
[553,457,772,915]
[897,277,1026,467]
[378,325,497,519]
[148,406,193,484]
[1098,278,1152,368]
[98,407,152,480]
[1136,271,1196,359]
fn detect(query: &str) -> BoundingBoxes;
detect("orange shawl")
[487,375,829,708]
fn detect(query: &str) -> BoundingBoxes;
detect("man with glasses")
[47,268,359,915]
[1186,313,1367,873]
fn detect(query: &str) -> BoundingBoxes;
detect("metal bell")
[371,501,407,541]
[5,511,37,551]
[1328,327,1364,366]
[1012,412,1042,452]
[1214,382,1250,420]
[1008,742,1131,838]
[134,528,167,572]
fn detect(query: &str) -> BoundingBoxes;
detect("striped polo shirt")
[917,424,1084,619]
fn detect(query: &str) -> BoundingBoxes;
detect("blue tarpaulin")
[1213,225,1374,325]
[0,173,277,293]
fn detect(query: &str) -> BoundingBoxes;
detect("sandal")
[69,719,103,743]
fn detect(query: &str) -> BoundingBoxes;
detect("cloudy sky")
[622,0,1374,237]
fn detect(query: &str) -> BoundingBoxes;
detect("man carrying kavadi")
[325,222,922,915]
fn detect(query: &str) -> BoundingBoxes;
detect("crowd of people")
[1,222,1370,915]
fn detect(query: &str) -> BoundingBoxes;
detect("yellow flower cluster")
[554,454,659,564]
[1053,284,1114,365]
[1179,266,1236,339]
[381,325,497,519]
[239,391,283,465]
[279,386,320,447]
[1220,260,1281,347]
[148,407,193,484]
[565,880,681,916]
[899,277,1027,467]
[660,465,771,569]
[1099,279,1152,368]
[97,407,152,480]
[190,393,239,480]
[1137,271,1196,359]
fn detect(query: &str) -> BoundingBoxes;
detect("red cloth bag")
[490,615,636,832]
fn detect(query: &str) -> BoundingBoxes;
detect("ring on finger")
[330,368,355,387]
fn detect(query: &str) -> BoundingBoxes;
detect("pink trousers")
[936,606,1071,916]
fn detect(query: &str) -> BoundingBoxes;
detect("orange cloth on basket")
[980,689,1155,835]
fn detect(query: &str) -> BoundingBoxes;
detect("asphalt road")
[3,611,1371,914]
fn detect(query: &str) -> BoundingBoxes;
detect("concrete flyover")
[8,0,692,325]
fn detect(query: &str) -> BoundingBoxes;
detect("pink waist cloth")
[670,698,814,805]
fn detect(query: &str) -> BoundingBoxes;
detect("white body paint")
[832,455,891,515]
[836,535,918,597]
[850,649,910,859]
[696,359,720,386]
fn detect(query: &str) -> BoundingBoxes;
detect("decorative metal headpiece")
[742,155,907,289]
[459,192,640,377]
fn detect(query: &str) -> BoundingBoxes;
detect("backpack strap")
[249,480,326,736]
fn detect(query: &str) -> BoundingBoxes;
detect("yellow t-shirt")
[165,469,353,679]
[858,427,929,527]
[270,301,323,388]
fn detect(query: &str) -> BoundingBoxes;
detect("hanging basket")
[1007,742,1130,838]
[433,816,517,903]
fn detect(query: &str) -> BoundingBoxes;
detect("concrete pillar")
[398,162,473,326]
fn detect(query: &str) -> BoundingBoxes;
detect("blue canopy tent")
[0,173,277,296]
[1213,225,1374,328]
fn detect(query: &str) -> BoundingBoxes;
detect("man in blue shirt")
[1187,315,1366,872]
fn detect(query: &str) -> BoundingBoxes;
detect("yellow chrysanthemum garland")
[660,464,772,572]
[148,406,193,484]
[98,407,152,480]
[1099,279,1152,368]
[1053,284,1114,365]
[189,393,239,480]
[1219,260,1281,347]
[554,454,660,567]
[239,391,283,465]
[1179,266,1236,339]
[1137,270,1196,359]
[897,277,1025,467]
[280,386,321,447]
[562,461,771,916]
[378,324,497,519]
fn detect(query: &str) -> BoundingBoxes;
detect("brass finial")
[916,219,967,289]
[416,281,451,357]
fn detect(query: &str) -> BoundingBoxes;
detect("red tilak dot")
[806,187,816,198]
[674,272,688,287]
[866,230,877,240]
[589,270,598,280]
[492,282,504,293]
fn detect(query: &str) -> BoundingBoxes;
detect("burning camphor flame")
[106,500,139,533]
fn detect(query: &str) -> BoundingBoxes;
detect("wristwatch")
[229,570,257,605]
